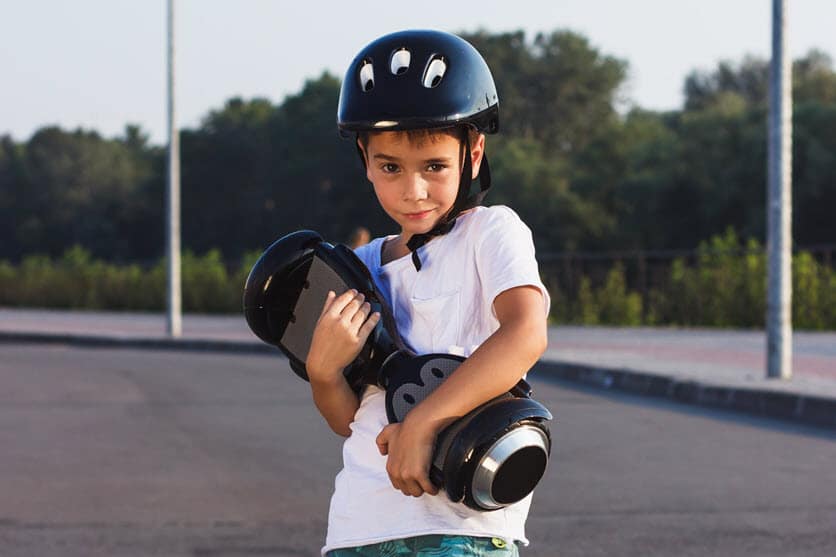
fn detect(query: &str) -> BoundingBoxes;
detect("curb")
[0,331,276,355]
[535,360,836,430]
[3,331,835,431]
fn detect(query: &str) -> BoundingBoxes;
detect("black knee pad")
[243,229,401,391]
[382,352,552,511]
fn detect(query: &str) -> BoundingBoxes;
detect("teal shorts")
[326,534,520,556]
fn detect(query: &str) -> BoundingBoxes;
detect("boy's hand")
[306,289,380,383]
[375,419,439,498]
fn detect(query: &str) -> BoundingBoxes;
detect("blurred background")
[1,0,834,326]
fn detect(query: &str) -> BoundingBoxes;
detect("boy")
[306,30,550,556]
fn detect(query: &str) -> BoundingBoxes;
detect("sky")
[2,0,835,146]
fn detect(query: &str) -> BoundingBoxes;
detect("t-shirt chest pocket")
[410,287,462,353]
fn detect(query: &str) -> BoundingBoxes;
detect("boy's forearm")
[404,315,547,434]
[310,373,360,437]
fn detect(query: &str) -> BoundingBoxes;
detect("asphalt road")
[1,344,835,557]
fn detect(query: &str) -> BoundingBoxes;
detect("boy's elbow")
[535,326,548,357]
[501,315,548,366]
[510,317,547,365]
[326,416,354,437]
[523,310,549,368]
[333,425,353,438]
[529,323,548,360]
[495,286,548,361]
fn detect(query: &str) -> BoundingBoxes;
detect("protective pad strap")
[382,350,535,424]
[383,352,466,423]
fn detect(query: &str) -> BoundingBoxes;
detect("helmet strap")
[405,133,492,271]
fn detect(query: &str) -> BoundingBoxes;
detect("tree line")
[2,29,835,267]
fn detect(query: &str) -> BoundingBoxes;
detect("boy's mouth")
[404,209,434,220]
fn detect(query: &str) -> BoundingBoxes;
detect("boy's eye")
[381,163,399,173]
[427,163,446,172]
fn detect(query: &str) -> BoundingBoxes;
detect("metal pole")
[767,0,791,379]
[166,0,182,338]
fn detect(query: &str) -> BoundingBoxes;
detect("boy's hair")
[357,125,481,151]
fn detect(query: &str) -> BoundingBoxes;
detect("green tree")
[17,126,157,260]
[462,29,627,252]
[181,97,277,257]
[793,102,836,245]
[0,136,27,259]
[462,30,627,155]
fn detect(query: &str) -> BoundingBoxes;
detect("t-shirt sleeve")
[473,206,551,317]
[352,239,377,273]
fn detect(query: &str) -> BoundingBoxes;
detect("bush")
[549,230,833,329]
[575,276,599,324]
[1,238,833,329]
[596,264,643,325]
[182,250,232,313]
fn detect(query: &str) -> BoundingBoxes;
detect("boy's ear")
[469,134,486,180]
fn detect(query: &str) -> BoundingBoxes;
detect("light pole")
[166,0,182,338]
[767,0,792,378]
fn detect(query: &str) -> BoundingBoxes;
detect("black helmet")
[337,29,499,136]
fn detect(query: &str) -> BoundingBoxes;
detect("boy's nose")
[402,174,429,201]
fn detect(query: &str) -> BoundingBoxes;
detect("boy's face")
[360,131,484,241]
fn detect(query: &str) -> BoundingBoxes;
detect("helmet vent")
[359,59,375,92]
[422,56,447,88]
[390,48,411,75]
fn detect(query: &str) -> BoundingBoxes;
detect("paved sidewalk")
[1,308,835,428]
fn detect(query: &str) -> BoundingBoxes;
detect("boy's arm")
[376,284,547,497]
[309,372,360,438]
[307,289,380,437]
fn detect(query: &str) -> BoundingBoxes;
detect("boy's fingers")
[349,302,371,328]
[399,467,434,497]
[357,311,380,338]
[326,289,358,316]
[402,479,424,498]
[419,474,438,496]
[339,292,365,320]
[375,425,393,455]
[319,291,336,316]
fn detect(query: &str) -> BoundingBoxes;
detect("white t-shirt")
[322,205,551,554]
